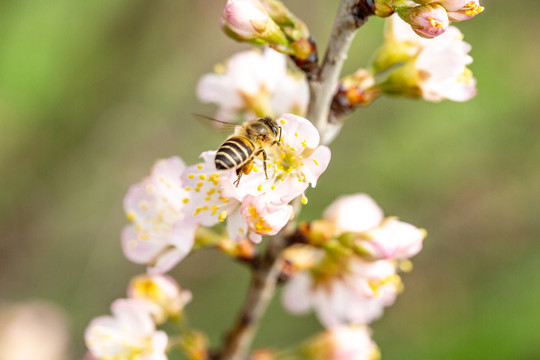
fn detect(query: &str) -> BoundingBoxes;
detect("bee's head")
[261,117,279,138]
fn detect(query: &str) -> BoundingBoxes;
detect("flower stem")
[216,2,374,359]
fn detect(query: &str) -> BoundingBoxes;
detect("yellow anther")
[294,132,298,137]
[313,159,319,165]
[194,188,200,192]
[301,140,307,147]
[257,184,263,191]
[183,198,189,204]
[204,196,211,201]
[185,187,191,191]
[197,164,204,169]
[253,166,259,172]
[218,211,227,222]
[199,174,207,180]
[280,119,287,124]
[126,211,135,222]
[271,185,276,190]
[428,18,444,28]
[301,196,308,205]
[146,184,155,194]
[188,174,195,179]
[197,182,203,187]
[138,234,149,241]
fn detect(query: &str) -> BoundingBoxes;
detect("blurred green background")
[1,0,539,358]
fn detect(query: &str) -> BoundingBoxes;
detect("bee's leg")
[233,167,243,187]
[260,150,269,180]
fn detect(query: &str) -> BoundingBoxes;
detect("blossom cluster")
[373,0,484,39]
[122,113,330,274]
[332,13,477,119]
[82,0,485,358]
[85,274,192,359]
[282,194,425,328]
[197,48,308,122]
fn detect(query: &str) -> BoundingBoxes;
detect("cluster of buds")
[221,0,318,74]
[330,13,477,121]
[374,0,483,38]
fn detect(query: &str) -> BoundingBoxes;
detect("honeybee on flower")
[214,116,282,187]
[182,113,330,243]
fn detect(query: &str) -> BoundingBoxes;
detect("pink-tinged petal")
[148,247,189,275]
[258,47,288,93]
[85,299,167,359]
[128,274,192,324]
[220,161,270,200]
[182,154,240,227]
[226,207,249,242]
[363,219,424,260]
[151,331,169,359]
[302,146,331,187]
[222,0,270,40]
[241,195,292,236]
[323,194,384,233]
[197,49,307,120]
[441,0,484,21]
[313,281,350,328]
[121,225,166,264]
[278,113,320,150]
[248,232,263,243]
[110,299,154,335]
[197,74,245,112]
[282,272,313,314]
[268,176,310,204]
[270,72,309,117]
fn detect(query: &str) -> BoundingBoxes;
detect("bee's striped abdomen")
[215,136,255,170]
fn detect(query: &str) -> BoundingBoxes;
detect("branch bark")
[307,0,374,133]
[216,2,374,359]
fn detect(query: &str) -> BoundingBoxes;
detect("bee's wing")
[191,113,239,132]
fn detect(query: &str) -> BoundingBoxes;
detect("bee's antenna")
[191,113,234,126]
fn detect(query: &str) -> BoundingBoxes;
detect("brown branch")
[215,2,374,359]
[307,0,374,133]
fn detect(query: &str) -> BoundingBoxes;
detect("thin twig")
[216,2,374,359]
[307,0,374,133]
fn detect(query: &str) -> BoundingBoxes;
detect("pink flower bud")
[355,219,425,260]
[127,274,192,324]
[440,0,484,21]
[403,3,449,39]
[222,0,271,40]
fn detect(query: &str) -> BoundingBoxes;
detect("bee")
[214,117,282,187]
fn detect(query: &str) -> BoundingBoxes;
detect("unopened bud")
[373,0,395,18]
[222,0,289,46]
[127,274,192,324]
[400,3,449,38]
